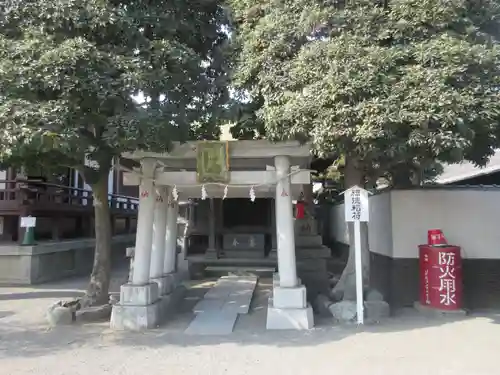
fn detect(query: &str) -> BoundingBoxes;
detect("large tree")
[228,0,500,299]
[0,0,230,306]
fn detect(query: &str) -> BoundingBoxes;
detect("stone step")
[220,249,266,259]
[294,219,318,236]
[296,246,331,259]
[204,266,275,279]
[295,235,323,247]
[268,246,331,260]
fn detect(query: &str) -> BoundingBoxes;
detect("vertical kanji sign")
[438,252,457,306]
[342,185,370,325]
[344,186,369,223]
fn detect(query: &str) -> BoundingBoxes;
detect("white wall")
[330,188,500,260]
[330,191,393,257]
[391,189,500,259]
[330,203,348,244]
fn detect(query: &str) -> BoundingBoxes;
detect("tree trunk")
[391,163,414,188]
[331,156,370,301]
[83,173,112,307]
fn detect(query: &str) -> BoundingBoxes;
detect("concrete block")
[119,283,159,306]
[110,302,161,330]
[413,302,467,317]
[266,299,314,330]
[295,235,323,248]
[158,285,186,319]
[273,285,307,309]
[329,300,357,322]
[151,273,176,295]
[365,300,390,323]
[366,289,385,302]
[272,273,301,289]
[205,248,217,259]
[185,310,239,335]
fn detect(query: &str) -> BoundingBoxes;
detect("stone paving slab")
[184,311,239,335]
[221,295,252,314]
[192,298,225,313]
[186,275,257,335]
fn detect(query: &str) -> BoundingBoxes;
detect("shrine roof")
[123,140,311,161]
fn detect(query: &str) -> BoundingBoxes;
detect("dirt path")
[1,272,499,375]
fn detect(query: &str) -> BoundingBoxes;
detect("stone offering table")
[221,233,265,259]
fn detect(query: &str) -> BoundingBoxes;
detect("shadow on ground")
[0,291,84,301]
[0,270,499,360]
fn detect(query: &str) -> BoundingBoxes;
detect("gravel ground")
[1,271,499,375]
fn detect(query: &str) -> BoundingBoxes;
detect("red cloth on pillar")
[296,201,305,219]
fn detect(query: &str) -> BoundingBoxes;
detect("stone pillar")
[163,199,179,275]
[131,167,156,285]
[269,199,277,257]
[176,202,190,277]
[159,198,184,317]
[266,155,314,331]
[205,198,217,259]
[110,158,161,331]
[149,186,169,292]
[274,155,298,288]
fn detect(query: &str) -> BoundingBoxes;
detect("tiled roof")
[436,151,500,184]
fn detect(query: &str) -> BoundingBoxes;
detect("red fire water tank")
[419,244,463,310]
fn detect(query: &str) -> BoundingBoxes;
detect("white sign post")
[20,216,36,228]
[344,185,370,325]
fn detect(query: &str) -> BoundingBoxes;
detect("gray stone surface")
[329,300,357,322]
[266,299,314,330]
[158,285,186,319]
[295,218,318,235]
[413,301,467,317]
[119,283,159,306]
[46,303,74,326]
[273,285,307,309]
[365,300,390,323]
[366,289,385,302]
[185,311,239,335]
[75,304,112,323]
[295,235,323,248]
[187,276,257,334]
[0,235,134,285]
[110,302,161,330]
[223,234,265,250]
[193,298,225,313]
[151,273,176,295]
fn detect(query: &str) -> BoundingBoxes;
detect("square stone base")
[272,273,302,288]
[273,285,307,309]
[151,273,177,295]
[414,302,467,317]
[205,248,217,259]
[110,301,161,330]
[266,298,314,330]
[158,285,187,320]
[120,283,159,306]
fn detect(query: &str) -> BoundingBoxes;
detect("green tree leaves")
[228,0,500,174]
[0,0,231,305]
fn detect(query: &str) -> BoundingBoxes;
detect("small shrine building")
[110,140,329,330]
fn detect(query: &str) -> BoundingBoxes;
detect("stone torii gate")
[110,140,314,330]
